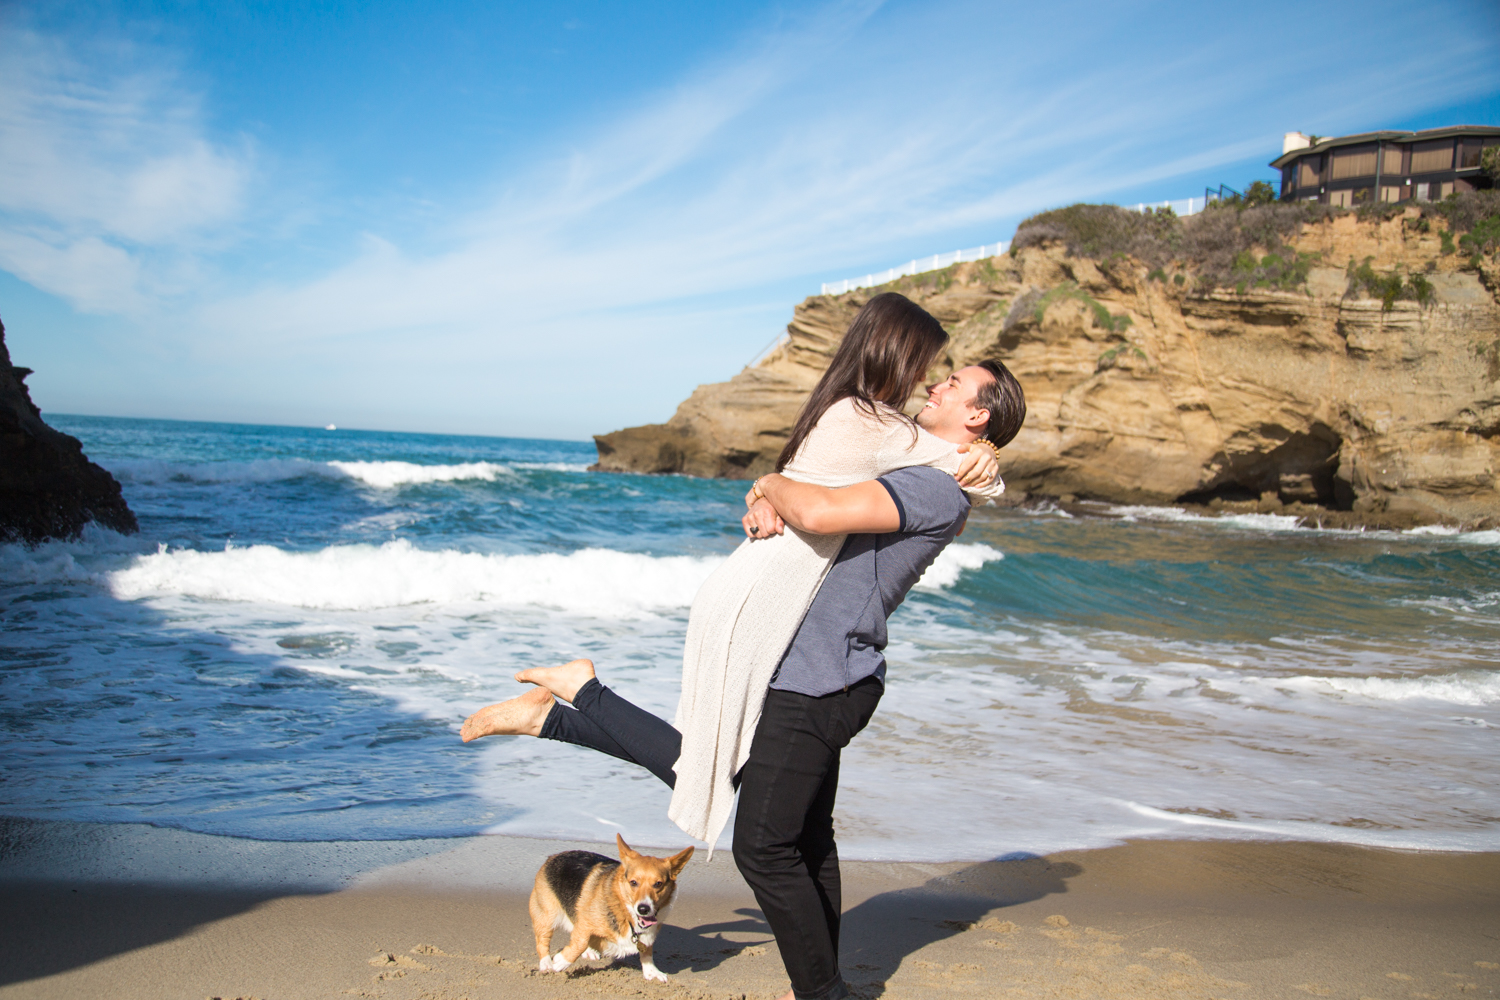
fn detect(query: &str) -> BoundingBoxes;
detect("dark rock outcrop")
[0,317,137,544]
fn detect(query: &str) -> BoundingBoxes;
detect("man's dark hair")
[972,359,1026,449]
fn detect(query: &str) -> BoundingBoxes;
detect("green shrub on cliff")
[1422,189,1500,241]
[1012,200,1331,290]
[1032,281,1132,334]
[1345,257,1435,310]
[1458,213,1500,259]
[1011,203,1181,263]
[1012,191,1500,293]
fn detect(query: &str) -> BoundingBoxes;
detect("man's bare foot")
[460,686,554,742]
[515,658,596,704]
[773,990,793,1000]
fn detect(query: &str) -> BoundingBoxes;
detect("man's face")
[916,366,993,443]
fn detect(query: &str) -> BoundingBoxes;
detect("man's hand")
[953,442,998,489]
[743,498,785,538]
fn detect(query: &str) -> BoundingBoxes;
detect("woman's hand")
[742,498,785,539]
[954,441,999,488]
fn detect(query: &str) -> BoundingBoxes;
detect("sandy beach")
[1,819,1496,1000]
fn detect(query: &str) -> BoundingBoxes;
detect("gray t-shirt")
[769,465,971,697]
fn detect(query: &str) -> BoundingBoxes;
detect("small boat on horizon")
[325,424,337,431]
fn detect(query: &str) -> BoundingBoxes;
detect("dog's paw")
[642,966,669,983]
[540,954,571,973]
[582,947,601,961]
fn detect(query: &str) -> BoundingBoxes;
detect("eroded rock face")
[0,318,137,544]
[594,211,1500,527]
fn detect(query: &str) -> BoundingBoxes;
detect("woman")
[463,292,1008,847]
[667,292,1005,848]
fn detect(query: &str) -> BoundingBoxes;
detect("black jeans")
[539,676,883,1000]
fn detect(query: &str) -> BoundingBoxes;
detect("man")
[462,361,1026,1000]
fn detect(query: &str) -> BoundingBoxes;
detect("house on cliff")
[1272,125,1499,208]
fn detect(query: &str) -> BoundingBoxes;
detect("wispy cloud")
[198,0,1497,351]
[0,29,249,312]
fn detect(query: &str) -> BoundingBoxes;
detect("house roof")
[1270,125,1500,169]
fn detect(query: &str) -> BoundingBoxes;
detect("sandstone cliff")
[0,317,137,544]
[594,204,1500,528]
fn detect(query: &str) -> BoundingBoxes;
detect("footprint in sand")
[1387,972,1415,981]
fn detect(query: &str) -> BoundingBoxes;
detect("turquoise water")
[1,414,1496,859]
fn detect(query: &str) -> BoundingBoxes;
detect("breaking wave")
[106,458,517,488]
[98,539,1005,615]
[1280,671,1500,706]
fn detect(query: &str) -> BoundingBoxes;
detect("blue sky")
[2,0,1498,440]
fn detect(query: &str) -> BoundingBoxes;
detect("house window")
[1440,181,1454,199]
[1330,189,1353,208]
[1410,141,1453,174]
[1298,157,1322,187]
[1382,147,1403,175]
[1460,142,1482,169]
[1380,185,1404,203]
[1332,149,1377,179]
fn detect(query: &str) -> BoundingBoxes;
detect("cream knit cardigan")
[668,399,1005,849]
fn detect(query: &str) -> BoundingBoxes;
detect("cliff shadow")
[0,878,294,988]
[0,562,495,987]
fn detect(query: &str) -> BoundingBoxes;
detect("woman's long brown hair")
[775,292,949,472]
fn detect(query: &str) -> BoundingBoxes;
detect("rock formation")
[0,317,137,544]
[595,204,1500,528]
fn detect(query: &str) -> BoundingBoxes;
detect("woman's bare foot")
[514,658,596,704]
[460,686,554,742]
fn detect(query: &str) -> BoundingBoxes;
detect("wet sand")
[0,819,1497,1000]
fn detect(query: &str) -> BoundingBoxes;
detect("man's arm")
[751,474,900,536]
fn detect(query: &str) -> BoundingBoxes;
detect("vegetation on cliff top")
[1012,190,1500,291]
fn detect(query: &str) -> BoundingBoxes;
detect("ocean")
[1,414,1496,860]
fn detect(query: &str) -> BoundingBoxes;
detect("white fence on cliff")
[816,195,1208,298]
[819,242,1010,296]
[1124,195,1207,217]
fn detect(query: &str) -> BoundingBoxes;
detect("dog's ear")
[616,833,639,861]
[667,845,694,877]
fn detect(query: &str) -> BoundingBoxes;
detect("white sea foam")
[106,458,517,488]
[108,458,343,484]
[106,540,723,616]
[0,527,148,584]
[326,460,513,488]
[1278,671,1500,706]
[511,461,592,473]
[1106,504,1305,532]
[98,535,999,615]
[1405,525,1500,544]
[913,543,1003,591]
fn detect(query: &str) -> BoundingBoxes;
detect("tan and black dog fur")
[530,834,694,982]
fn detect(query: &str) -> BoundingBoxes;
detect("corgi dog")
[530,834,694,983]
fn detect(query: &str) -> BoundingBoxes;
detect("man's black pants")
[541,676,883,1000]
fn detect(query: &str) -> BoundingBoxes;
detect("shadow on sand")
[616,851,1082,989]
